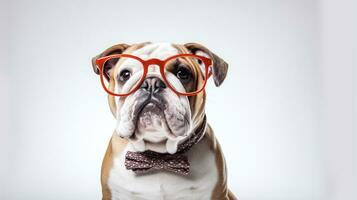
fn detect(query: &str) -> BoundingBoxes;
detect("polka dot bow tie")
[125,151,190,175]
[124,116,207,176]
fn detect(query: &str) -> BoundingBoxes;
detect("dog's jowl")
[92,42,236,200]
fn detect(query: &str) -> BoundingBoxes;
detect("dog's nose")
[140,77,166,93]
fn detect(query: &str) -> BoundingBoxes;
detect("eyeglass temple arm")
[207,66,213,79]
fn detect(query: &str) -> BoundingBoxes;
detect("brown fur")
[101,133,129,200]
[184,43,228,87]
[206,125,237,200]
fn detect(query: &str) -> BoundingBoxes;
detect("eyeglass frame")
[95,53,213,96]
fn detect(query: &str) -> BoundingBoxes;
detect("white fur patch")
[107,136,218,200]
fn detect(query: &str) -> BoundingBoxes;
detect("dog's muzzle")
[117,74,191,154]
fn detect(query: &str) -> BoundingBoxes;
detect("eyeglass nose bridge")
[144,58,165,67]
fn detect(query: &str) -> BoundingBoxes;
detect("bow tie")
[125,151,190,175]
[124,116,207,176]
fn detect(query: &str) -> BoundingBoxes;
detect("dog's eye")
[176,67,192,82]
[118,69,131,82]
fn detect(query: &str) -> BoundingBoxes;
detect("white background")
[0,0,355,199]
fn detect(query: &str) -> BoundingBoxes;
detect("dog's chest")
[107,138,218,200]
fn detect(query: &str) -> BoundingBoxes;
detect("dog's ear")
[184,43,228,87]
[91,43,130,79]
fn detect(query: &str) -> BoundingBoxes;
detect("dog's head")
[92,42,228,154]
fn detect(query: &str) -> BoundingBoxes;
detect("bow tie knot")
[125,151,190,175]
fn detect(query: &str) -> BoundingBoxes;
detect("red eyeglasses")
[95,54,212,96]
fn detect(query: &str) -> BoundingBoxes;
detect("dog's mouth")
[128,96,185,154]
[135,102,170,141]
[132,97,165,126]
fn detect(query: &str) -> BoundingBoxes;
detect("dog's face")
[92,42,228,154]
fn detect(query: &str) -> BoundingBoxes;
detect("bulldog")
[91,42,236,200]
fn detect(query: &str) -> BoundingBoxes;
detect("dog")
[91,42,236,200]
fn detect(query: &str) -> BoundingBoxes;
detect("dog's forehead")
[129,43,179,60]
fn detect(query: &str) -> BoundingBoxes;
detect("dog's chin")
[127,102,187,154]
